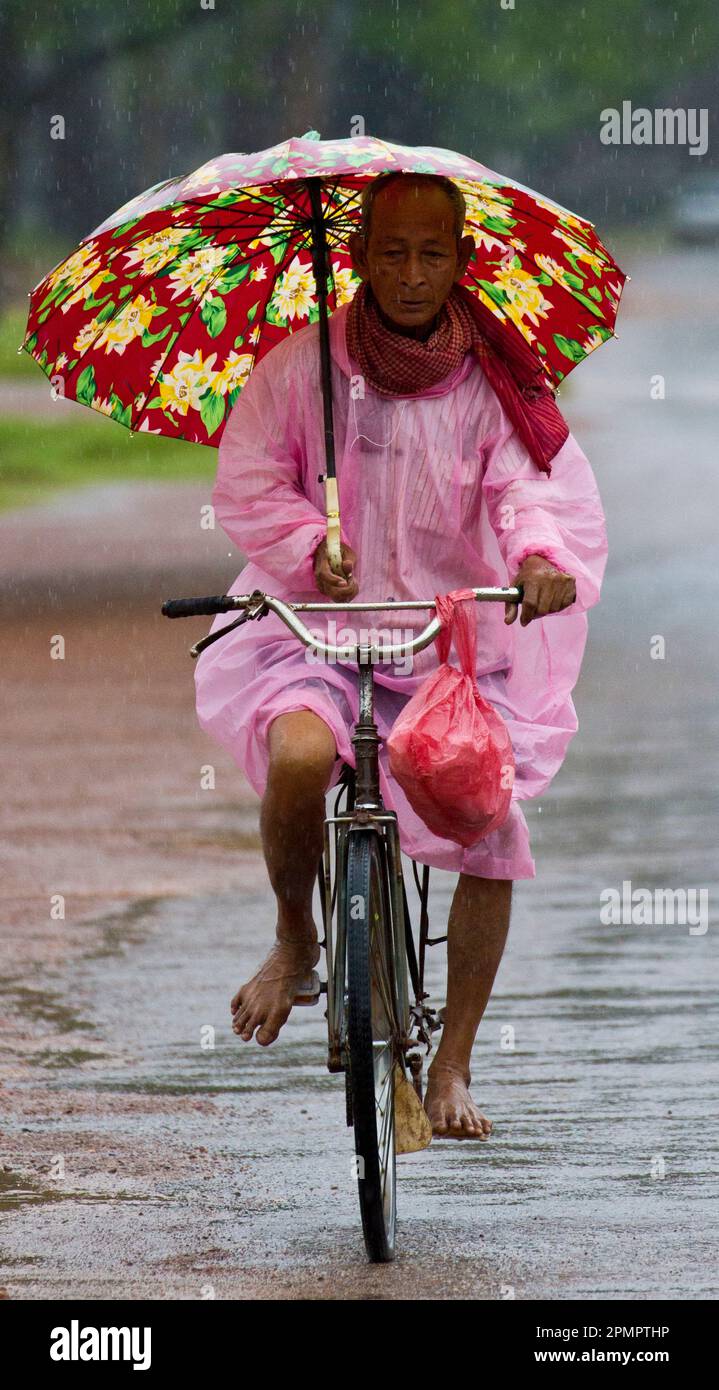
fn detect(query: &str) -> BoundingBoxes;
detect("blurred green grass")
[1,305,34,376]
[0,416,214,510]
[0,305,214,510]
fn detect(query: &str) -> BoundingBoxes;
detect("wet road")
[1,247,717,1298]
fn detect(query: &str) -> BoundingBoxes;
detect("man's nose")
[399,254,427,287]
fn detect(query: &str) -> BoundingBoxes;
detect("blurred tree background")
[1,0,717,299]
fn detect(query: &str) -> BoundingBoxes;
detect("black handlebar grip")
[161,595,235,619]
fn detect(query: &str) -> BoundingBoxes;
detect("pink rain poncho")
[194,300,608,880]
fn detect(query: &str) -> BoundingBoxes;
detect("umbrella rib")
[193,219,299,243]
[275,180,316,228]
[322,179,363,218]
[171,189,301,231]
[167,184,311,234]
[174,185,284,214]
[315,180,363,248]
[182,184,316,244]
[281,177,362,242]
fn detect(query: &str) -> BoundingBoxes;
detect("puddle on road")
[26,1049,108,1070]
[0,981,96,1035]
[0,1167,171,1212]
[0,1169,65,1210]
[82,895,165,962]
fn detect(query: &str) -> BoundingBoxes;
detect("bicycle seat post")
[351,648,383,816]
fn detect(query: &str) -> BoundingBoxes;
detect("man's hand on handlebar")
[505,553,576,626]
[313,539,359,602]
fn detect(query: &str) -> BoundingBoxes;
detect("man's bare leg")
[231,711,336,1046]
[424,874,511,1139]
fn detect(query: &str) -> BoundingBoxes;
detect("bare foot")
[231,932,320,1047]
[424,1061,492,1140]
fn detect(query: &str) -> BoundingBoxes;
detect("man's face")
[348,180,474,334]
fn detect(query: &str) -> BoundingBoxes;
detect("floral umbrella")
[23,130,626,567]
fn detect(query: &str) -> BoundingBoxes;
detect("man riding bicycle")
[194,171,607,1140]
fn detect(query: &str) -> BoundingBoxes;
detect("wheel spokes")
[373,1047,394,1204]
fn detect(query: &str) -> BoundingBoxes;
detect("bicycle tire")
[345,827,399,1262]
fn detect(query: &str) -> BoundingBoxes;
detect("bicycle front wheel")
[345,827,401,1263]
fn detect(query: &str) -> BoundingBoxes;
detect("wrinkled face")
[348,180,474,334]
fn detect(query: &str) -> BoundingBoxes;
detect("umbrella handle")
[324,475,344,576]
[306,178,344,579]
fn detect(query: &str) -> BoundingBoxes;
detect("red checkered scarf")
[345,280,568,475]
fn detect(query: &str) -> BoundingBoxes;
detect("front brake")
[189,589,268,659]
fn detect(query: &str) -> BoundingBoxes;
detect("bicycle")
[162,583,521,1262]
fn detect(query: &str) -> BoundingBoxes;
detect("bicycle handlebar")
[162,595,238,619]
[162,587,523,662]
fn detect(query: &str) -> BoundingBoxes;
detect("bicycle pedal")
[292,969,322,1007]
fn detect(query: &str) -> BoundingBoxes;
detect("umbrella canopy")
[24,130,626,449]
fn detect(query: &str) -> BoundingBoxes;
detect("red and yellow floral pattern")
[24,133,626,447]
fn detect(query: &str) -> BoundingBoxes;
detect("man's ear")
[455,233,475,281]
[347,231,370,281]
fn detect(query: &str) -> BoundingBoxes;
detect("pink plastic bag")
[386,589,515,848]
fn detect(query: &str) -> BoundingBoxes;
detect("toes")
[255,1008,290,1047]
[431,1108,491,1140]
[232,1003,252,1036]
[233,1004,258,1041]
[460,1109,488,1138]
[447,1107,468,1137]
[425,1073,493,1139]
[231,990,293,1046]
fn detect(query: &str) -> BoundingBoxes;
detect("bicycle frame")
[164,584,523,1093]
[321,652,412,1078]
[163,581,525,1258]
